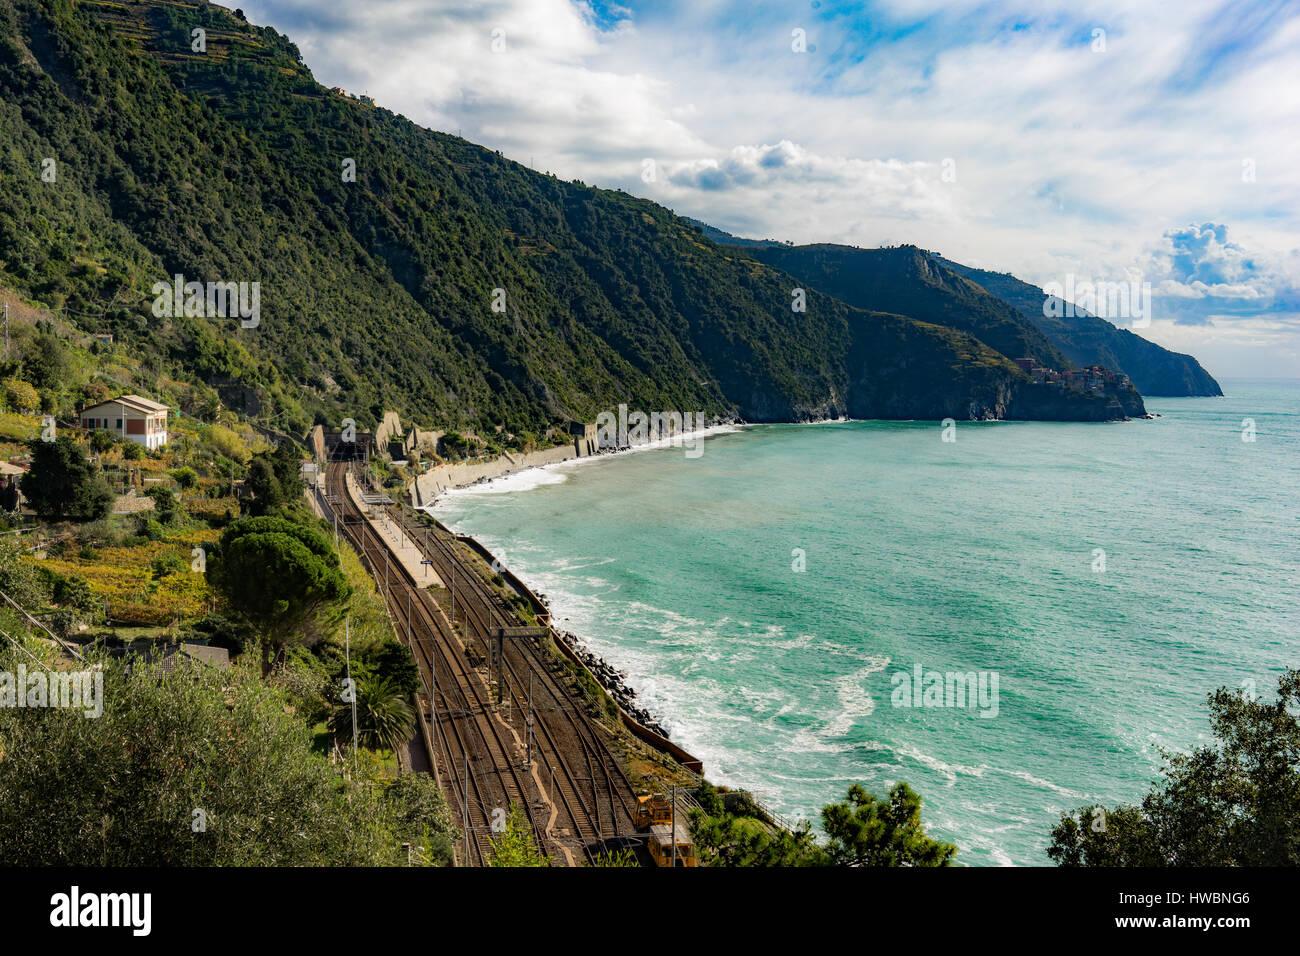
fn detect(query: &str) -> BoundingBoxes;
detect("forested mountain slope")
[0,0,1131,431]
[737,243,1073,371]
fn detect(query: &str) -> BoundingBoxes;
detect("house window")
[116,419,122,429]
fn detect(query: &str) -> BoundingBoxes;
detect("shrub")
[0,647,454,865]
[150,550,189,579]
[3,379,39,414]
[19,436,114,522]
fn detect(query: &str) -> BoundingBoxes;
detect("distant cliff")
[739,244,1074,372]
[725,242,1146,418]
[937,259,1223,397]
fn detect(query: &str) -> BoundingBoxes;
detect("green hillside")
[0,0,1129,431]
[736,243,1074,372]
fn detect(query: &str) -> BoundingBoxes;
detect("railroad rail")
[322,458,640,865]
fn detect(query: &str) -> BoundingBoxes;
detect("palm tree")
[329,674,415,754]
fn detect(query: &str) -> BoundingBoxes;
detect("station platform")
[344,470,444,589]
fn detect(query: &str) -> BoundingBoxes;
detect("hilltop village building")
[78,395,169,451]
[1014,358,1130,393]
[329,87,375,106]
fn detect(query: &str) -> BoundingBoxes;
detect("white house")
[79,395,169,451]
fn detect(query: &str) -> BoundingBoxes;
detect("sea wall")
[410,442,583,506]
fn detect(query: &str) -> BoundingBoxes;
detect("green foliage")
[0,536,49,609]
[690,809,826,866]
[134,517,165,541]
[19,326,70,394]
[693,779,725,816]
[202,425,252,465]
[588,848,639,867]
[1048,670,1300,866]
[328,673,415,754]
[3,378,38,413]
[688,780,954,867]
[487,806,545,867]
[145,485,178,523]
[150,549,188,579]
[52,573,96,613]
[821,781,957,867]
[381,773,457,867]
[244,441,304,516]
[209,514,351,670]
[0,646,452,865]
[88,429,115,454]
[20,436,114,522]
[368,638,421,698]
[170,466,198,489]
[244,457,284,514]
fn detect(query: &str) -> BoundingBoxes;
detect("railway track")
[323,458,640,865]
[323,460,546,866]
[381,489,641,842]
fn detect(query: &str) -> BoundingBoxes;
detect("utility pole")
[526,671,533,769]
[671,784,678,868]
[430,642,438,779]
[3,301,7,358]
[346,617,358,782]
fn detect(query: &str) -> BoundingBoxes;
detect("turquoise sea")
[434,381,1300,866]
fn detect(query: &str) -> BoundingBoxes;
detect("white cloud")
[1141,317,1300,379]
[1141,223,1300,323]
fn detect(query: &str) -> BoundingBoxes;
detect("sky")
[239,0,1300,380]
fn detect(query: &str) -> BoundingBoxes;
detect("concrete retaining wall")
[306,424,326,461]
[374,410,404,450]
[411,442,584,506]
[404,427,442,457]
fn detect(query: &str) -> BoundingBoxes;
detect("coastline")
[414,421,746,508]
